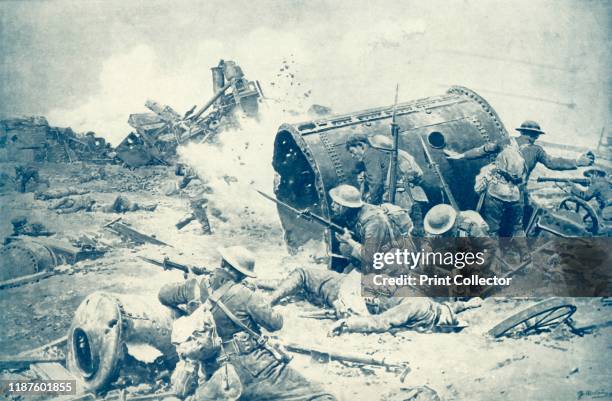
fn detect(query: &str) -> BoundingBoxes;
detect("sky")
[0,0,609,146]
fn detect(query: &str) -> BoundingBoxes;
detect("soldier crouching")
[159,246,336,401]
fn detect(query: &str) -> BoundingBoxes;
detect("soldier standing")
[444,120,595,224]
[368,134,428,236]
[159,246,336,401]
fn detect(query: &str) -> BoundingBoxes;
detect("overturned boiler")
[272,86,508,267]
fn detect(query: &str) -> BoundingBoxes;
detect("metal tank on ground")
[66,292,178,392]
[272,86,509,268]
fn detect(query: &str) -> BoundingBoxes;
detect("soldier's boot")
[268,268,307,305]
[193,205,212,235]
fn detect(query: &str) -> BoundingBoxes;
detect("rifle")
[299,310,337,320]
[138,256,211,275]
[536,177,590,186]
[418,135,459,210]
[388,84,400,204]
[283,341,410,382]
[255,189,353,236]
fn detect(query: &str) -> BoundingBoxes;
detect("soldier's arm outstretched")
[246,291,284,332]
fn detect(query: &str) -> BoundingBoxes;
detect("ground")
[0,159,611,401]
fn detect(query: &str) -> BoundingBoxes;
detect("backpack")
[380,203,413,237]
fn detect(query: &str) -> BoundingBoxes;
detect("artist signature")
[577,390,612,400]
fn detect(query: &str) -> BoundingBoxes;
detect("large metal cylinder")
[67,292,178,392]
[272,86,508,259]
[0,239,56,281]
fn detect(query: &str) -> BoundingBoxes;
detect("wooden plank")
[31,362,86,395]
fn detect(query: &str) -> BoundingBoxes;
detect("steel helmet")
[218,246,256,278]
[423,204,457,235]
[329,184,364,208]
[516,120,545,135]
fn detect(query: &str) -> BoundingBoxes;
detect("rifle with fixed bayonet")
[418,135,459,210]
[388,84,400,204]
[536,177,590,186]
[138,256,211,275]
[255,189,353,236]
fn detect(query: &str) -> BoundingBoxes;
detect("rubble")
[0,116,112,164]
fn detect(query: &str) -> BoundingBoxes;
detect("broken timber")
[103,218,170,247]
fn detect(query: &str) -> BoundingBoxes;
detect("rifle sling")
[208,282,263,342]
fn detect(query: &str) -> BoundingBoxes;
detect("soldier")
[329,296,482,336]
[368,134,428,236]
[473,143,526,238]
[422,204,498,289]
[345,133,388,204]
[5,216,54,243]
[103,195,157,213]
[423,204,489,238]
[265,268,367,318]
[15,165,49,193]
[49,196,96,214]
[330,184,413,274]
[444,120,595,224]
[570,167,611,231]
[160,246,336,401]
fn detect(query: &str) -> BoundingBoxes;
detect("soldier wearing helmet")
[158,246,336,401]
[444,120,595,227]
[329,184,412,273]
[570,166,612,233]
[423,204,489,238]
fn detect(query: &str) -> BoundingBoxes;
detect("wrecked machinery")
[67,292,177,392]
[0,236,107,287]
[115,60,263,167]
[0,116,112,164]
[272,86,508,269]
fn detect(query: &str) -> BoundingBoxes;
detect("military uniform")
[342,203,411,273]
[460,121,591,227]
[359,136,427,236]
[104,195,157,213]
[385,149,427,237]
[332,297,480,335]
[160,247,335,401]
[49,196,96,214]
[474,142,526,237]
[358,147,388,204]
[268,267,342,308]
[571,169,612,233]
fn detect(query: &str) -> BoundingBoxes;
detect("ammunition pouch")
[222,332,259,356]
